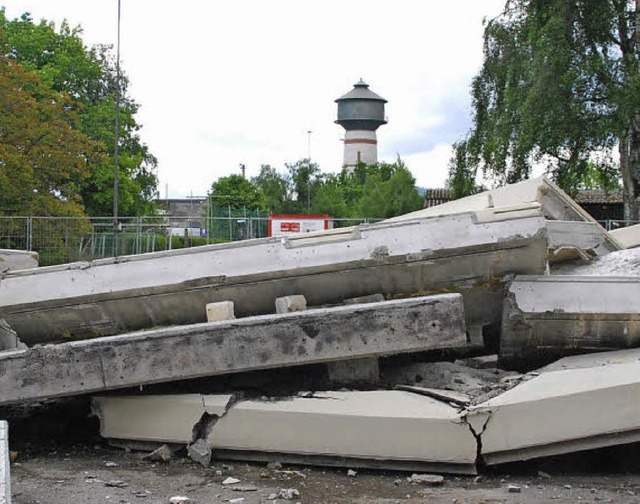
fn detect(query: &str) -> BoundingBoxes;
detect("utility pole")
[240,163,246,178]
[307,130,312,213]
[113,0,122,256]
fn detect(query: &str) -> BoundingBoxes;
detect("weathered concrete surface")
[546,220,617,261]
[0,249,37,272]
[539,348,640,373]
[500,275,640,370]
[467,358,640,465]
[205,301,235,322]
[608,223,640,249]
[552,246,640,276]
[327,357,380,386]
[0,421,9,504]
[92,391,478,474]
[0,321,26,353]
[0,207,548,344]
[274,295,307,314]
[0,295,468,405]
[392,176,602,223]
[92,395,234,443]
[209,391,477,474]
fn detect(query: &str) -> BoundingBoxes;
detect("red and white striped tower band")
[335,79,387,171]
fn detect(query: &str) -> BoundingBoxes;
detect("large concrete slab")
[500,275,640,370]
[391,176,604,223]
[0,294,468,405]
[92,391,478,474]
[546,220,617,261]
[0,249,37,272]
[466,358,640,465]
[0,421,9,504]
[608,223,640,249]
[0,207,548,345]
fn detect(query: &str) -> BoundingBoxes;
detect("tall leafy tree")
[209,174,264,209]
[0,57,102,215]
[0,10,158,216]
[251,165,288,213]
[449,0,640,218]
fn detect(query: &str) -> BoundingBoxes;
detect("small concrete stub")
[274,295,307,314]
[206,301,235,322]
[0,420,10,504]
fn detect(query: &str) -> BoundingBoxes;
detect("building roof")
[573,189,623,204]
[335,79,387,103]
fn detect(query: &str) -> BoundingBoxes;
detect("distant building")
[156,197,207,237]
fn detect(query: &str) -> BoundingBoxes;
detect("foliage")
[448,0,638,215]
[0,10,158,216]
[208,174,265,209]
[251,165,288,214]
[0,57,102,216]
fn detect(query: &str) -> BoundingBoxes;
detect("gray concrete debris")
[93,391,479,475]
[0,421,10,504]
[0,206,548,345]
[1,294,468,405]
[343,293,385,305]
[142,444,175,462]
[545,220,617,261]
[608,223,640,249]
[551,246,640,276]
[0,320,26,353]
[409,473,445,485]
[187,439,212,467]
[274,295,307,314]
[454,355,498,370]
[466,352,640,465]
[500,275,640,370]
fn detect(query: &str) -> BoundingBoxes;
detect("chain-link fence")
[0,213,385,267]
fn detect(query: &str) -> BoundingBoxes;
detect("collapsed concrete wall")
[500,275,640,370]
[0,294,468,405]
[0,207,549,345]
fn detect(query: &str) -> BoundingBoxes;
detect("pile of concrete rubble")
[2,176,640,499]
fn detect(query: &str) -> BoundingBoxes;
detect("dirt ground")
[5,394,640,504]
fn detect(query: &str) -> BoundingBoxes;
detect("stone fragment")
[205,301,235,322]
[143,444,174,462]
[187,439,212,467]
[409,474,444,485]
[274,295,307,314]
[508,485,522,493]
[278,488,300,500]
[168,497,190,503]
[222,477,240,485]
[347,469,357,477]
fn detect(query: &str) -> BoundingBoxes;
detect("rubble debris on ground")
[500,275,640,369]
[0,294,467,405]
[552,245,640,276]
[0,421,9,504]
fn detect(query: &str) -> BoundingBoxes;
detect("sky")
[2,1,506,198]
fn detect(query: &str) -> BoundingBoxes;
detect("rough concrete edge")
[0,420,10,504]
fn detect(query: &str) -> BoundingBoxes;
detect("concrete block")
[327,358,380,386]
[1,295,467,405]
[92,394,234,443]
[609,223,640,249]
[209,391,478,474]
[0,421,10,504]
[546,220,617,261]
[274,295,307,314]
[500,275,640,370]
[0,320,26,353]
[206,301,235,322]
[467,357,640,465]
[187,439,212,467]
[0,207,548,345]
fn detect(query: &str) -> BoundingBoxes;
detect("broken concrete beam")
[205,301,235,322]
[210,391,477,474]
[93,391,477,474]
[0,294,467,405]
[92,394,233,444]
[0,421,9,504]
[0,206,548,345]
[0,249,38,272]
[0,320,26,353]
[274,295,307,314]
[500,275,640,370]
[466,356,640,465]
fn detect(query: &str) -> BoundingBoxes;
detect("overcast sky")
[2,1,505,198]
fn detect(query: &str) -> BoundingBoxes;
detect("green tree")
[208,174,265,209]
[0,57,102,216]
[449,0,639,216]
[284,158,321,213]
[251,164,288,213]
[0,10,158,216]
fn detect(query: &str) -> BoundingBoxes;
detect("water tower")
[335,79,387,169]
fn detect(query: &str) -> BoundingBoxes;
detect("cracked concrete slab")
[467,358,640,465]
[608,223,640,249]
[0,421,9,504]
[500,275,640,370]
[0,207,548,345]
[0,249,37,273]
[92,394,234,444]
[0,294,467,405]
